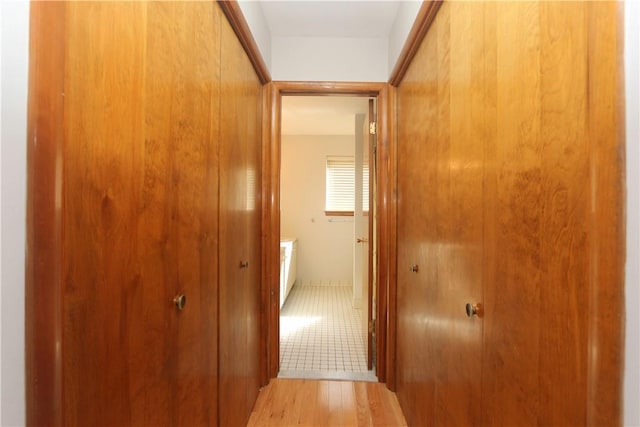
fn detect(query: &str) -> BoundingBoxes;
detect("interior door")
[366,99,375,371]
[218,13,262,426]
[396,7,484,421]
[355,101,375,370]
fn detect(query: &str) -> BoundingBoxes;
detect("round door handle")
[409,264,419,273]
[239,260,249,269]
[174,294,186,311]
[465,303,481,318]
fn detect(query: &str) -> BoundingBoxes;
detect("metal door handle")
[465,303,482,318]
[409,264,419,273]
[174,294,186,311]
[240,260,249,269]
[357,238,369,243]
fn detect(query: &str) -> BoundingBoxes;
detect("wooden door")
[27,2,263,425]
[396,3,485,425]
[142,3,221,425]
[360,99,375,370]
[60,4,148,424]
[61,2,223,425]
[218,15,263,427]
[480,2,622,424]
[394,1,623,425]
[362,98,377,369]
[396,29,440,426]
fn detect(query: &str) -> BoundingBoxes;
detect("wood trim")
[259,83,273,386]
[375,86,389,384]
[264,81,395,387]
[273,81,387,96]
[218,0,271,84]
[263,82,281,381]
[26,2,66,424]
[388,0,443,87]
[586,2,625,424]
[383,85,398,391]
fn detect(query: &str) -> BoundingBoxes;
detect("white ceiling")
[259,1,401,38]
[282,96,370,135]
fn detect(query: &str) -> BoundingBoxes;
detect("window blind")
[325,156,369,213]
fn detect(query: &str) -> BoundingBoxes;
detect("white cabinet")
[280,238,297,308]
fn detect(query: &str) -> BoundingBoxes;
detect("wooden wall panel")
[396,20,437,427]
[28,1,263,425]
[62,4,147,424]
[483,2,545,424]
[395,1,624,425]
[219,13,263,427]
[142,3,221,425]
[26,3,66,425]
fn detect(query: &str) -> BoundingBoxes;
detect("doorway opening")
[262,81,394,388]
[277,95,377,382]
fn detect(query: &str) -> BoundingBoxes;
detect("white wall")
[0,1,29,426]
[271,36,388,82]
[237,0,272,71]
[625,1,640,425]
[281,135,354,285]
[243,1,421,82]
[387,0,422,76]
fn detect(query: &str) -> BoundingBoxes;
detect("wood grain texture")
[246,379,407,427]
[219,11,263,427]
[62,4,147,424]
[26,2,66,425]
[585,3,625,425]
[394,1,624,425]
[27,2,264,425]
[142,3,221,425]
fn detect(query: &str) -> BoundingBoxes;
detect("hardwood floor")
[246,378,407,426]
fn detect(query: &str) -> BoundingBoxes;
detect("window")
[325,156,369,215]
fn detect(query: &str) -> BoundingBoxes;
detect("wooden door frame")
[260,81,398,389]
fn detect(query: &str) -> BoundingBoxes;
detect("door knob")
[409,264,419,273]
[239,260,249,269]
[465,303,482,318]
[174,294,186,311]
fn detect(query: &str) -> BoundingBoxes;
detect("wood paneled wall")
[395,1,624,425]
[27,2,262,426]
[219,13,263,427]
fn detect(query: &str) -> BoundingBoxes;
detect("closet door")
[218,15,262,427]
[142,3,221,425]
[242,46,263,418]
[396,31,438,426]
[34,2,222,425]
[61,4,148,424]
[395,2,484,425]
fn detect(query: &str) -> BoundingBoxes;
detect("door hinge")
[368,320,375,334]
[369,121,377,135]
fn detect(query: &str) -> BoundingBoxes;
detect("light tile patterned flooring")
[279,285,376,382]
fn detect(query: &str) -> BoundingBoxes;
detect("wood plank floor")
[246,378,407,426]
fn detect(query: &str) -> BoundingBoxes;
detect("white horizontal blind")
[326,156,369,213]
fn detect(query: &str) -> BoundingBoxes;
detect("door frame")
[260,81,398,388]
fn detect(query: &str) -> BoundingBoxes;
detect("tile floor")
[278,285,376,382]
